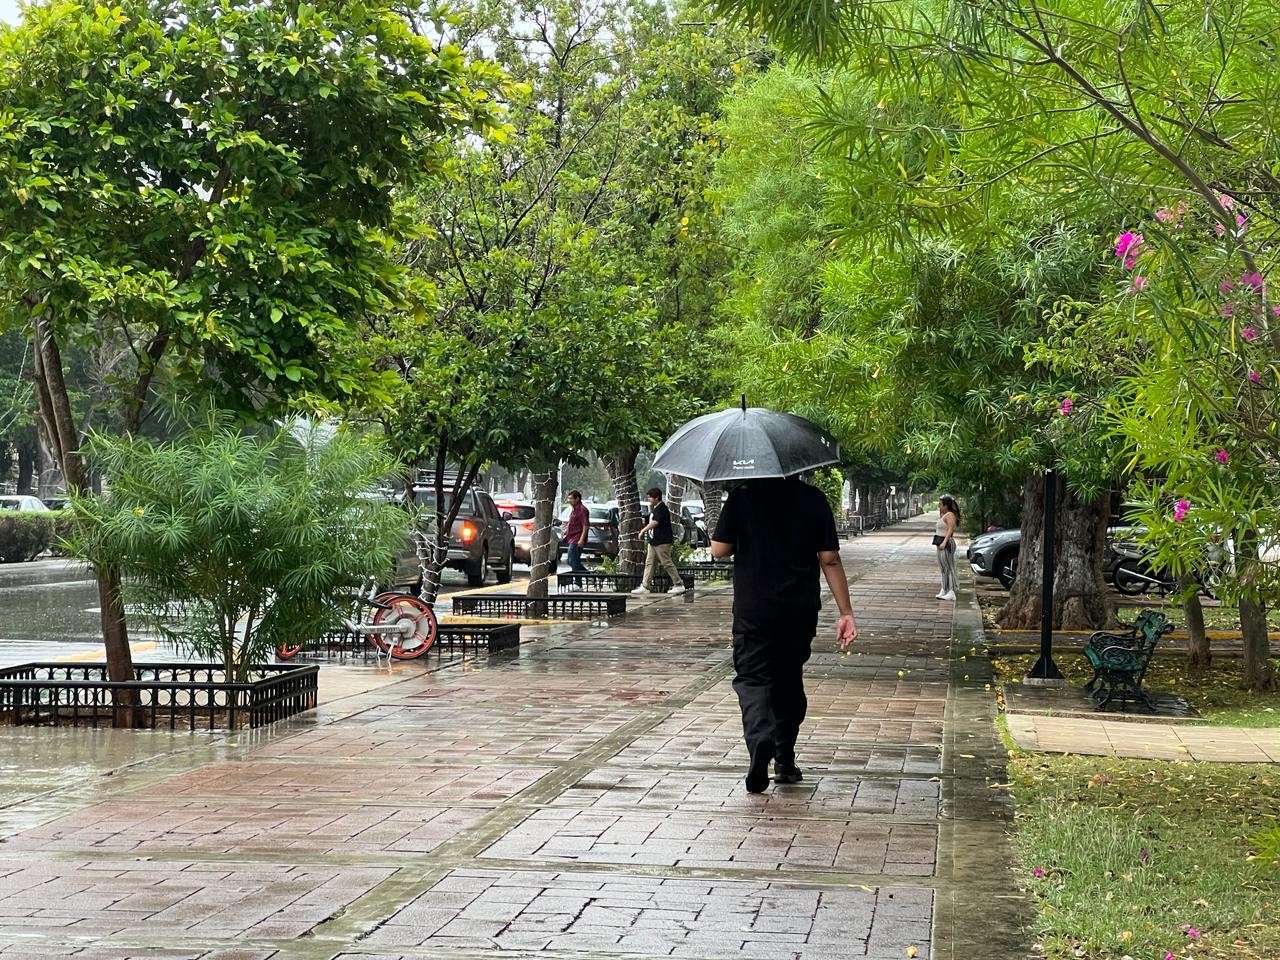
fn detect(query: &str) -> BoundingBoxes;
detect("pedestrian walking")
[632,487,687,596]
[562,490,591,574]
[711,477,858,793]
[934,496,960,601]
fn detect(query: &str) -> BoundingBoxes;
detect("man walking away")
[632,487,687,596]
[711,476,858,793]
[562,490,590,574]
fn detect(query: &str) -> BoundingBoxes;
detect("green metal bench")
[1082,609,1173,712]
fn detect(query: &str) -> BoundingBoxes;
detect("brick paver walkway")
[0,519,1025,960]
[1006,714,1280,762]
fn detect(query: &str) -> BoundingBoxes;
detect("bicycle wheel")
[370,592,438,660]
[1113,560,1149,596]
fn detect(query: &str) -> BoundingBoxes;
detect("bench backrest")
[1133,612,1173,679]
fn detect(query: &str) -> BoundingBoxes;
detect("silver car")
[495,500,560,569]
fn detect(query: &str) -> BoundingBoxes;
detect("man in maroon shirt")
[562,490,591,573]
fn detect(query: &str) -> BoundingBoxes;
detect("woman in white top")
[935,496,960,601]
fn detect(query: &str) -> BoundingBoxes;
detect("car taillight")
[520,521,535,531]
[460,522,477,544]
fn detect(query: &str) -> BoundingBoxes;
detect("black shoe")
[774,761,803,784]
[745,740,775,794]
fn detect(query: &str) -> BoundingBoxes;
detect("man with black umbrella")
[711,476,858,793]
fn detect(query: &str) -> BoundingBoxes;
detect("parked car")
[391,487,516,590]
[496,500,560,569]
[969,522,1147,591]
[967,527,1020,589]
[41,496,70,512]
[558,503,619,560]
[0,495,49,512]
[680,501,709,546]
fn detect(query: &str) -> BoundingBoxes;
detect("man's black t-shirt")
[650,501,674,545]
[712,478,839,632]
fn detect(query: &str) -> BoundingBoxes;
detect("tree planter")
[0,662,318,730]
[276,622,521,661]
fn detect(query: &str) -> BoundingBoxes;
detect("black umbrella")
[652,397,841,482]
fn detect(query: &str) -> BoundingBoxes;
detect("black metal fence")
[0,662,318,730]
[452,593,628,619]
[558,572,694,593]
[277,622,521,663]
[678,562,734,582]
[436,622,521,653]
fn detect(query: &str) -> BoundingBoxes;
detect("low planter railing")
[677,562,734,582]
[452,592,628,619]
[0,662,318,730]
[558,571,694,593]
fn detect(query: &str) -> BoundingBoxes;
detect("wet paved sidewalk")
[0,519,1025,960]
[1006,714,1280,762]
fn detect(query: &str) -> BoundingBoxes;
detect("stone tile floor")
[0,520,1027,959]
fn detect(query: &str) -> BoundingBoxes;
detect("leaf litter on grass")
[1010,754,1280,960]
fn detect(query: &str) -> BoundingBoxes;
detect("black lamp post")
[1025,468,1065,684]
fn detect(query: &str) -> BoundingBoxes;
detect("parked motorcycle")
[1110,540,1219,598]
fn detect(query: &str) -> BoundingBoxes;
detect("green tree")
[710,0,1280,684]
[376,0,715,598]
[714,66,1118,629]
[71,420,408,680]
[0,0,501,692]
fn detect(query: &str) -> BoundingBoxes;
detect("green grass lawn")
[991,652,1280,726]
[1114,602,1280,634]
[1011,753,1280,960]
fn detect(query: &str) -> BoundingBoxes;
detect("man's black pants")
[731,613,817,762]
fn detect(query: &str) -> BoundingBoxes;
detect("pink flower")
[1033,867,1045,878]
[1165,954,1176,960]
[1271,305,1280,317]
[1114,231,1143,262]
[1220,278,1236,295]
[1242,326,1259,342]
[1241,271,1264,292]
[1217,192,1235,210]
[1130,274,1148,292]
[1187,927,1201,939]
[1221,303,1235,317]
[1215,449,1230,464]
[1140,849,1151,863]
[1174,499,1191,522]
[1249,370,1262,383]
[1059,398,1073,415]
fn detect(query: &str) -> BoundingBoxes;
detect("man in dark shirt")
[711,476,858,793]
[562,491,590,573]
[633,487,687,596]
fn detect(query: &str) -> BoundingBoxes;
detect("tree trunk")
[605,446,644,575]
[15,437,35,494]
[997,472,1047,630]
[703,480,724,542]
[999,473,1112,631]
[666,474,687,545]
[33,314,139,724]
[1052,487,1110,631]
[526,470,558,609]
[1178,572,1210,669]
[1239,596,1276,691]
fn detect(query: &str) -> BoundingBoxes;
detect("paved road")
[0,559,532,668]
[0,519,1025,960]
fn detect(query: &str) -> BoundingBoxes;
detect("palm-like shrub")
[69,421,408,679]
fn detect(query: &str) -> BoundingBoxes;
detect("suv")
[496,500,560,569]
[967,528,1021,589]
[391,487,516,590]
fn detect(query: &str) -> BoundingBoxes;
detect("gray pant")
[643,543,682,588]
[937,541,958,594]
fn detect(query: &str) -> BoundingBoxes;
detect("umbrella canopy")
[652,398,841,482]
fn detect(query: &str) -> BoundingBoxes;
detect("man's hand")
[837,614,858,651]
